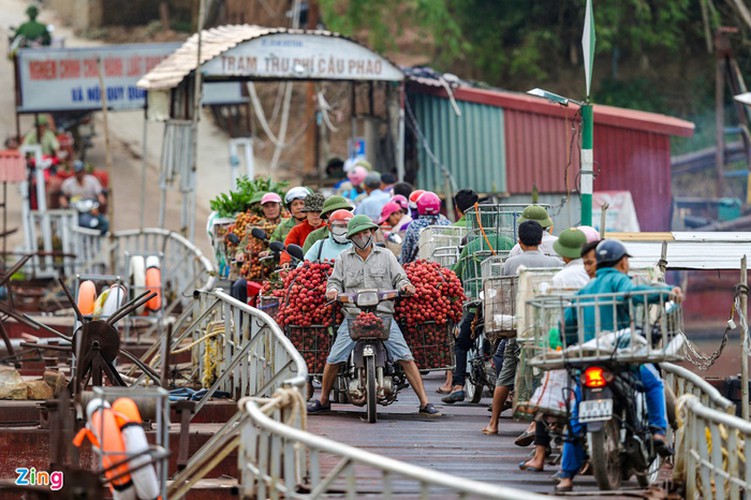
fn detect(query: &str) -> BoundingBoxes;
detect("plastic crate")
[417,225,466,268]
[464,204,547,242]
[286,325,334,375]
[526,290,685,370]
[512,341,574,421]
[348,314,392,341]
[400,321,455,371]
[483,275,518,341]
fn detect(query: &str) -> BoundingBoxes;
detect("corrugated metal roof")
[411,93,506,194]
[137,25,404,90]
[618,236,751,270]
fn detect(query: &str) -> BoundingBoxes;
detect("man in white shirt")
[551,228,590,289]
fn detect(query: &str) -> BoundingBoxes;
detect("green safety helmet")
[346,214,379,238]
[249,191,266,206]
[553,228,587,259]
[518,205,553,229]
[26,5,39,18]
[320,195,353,219]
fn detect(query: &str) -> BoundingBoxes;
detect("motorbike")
[331,289,407,423]
[571,361,662,490]
[69,197,107,234]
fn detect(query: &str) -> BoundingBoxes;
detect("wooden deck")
[306,372,670,498]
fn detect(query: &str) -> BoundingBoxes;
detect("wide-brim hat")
[346,214,379,238]
[518,205,553,228]
[553,228,588,259]
[321,195,353,218]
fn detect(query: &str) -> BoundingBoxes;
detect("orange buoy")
[112,398,160,499]
[74,399,136,500]
[144,256,161,312]
[77,281,97,316]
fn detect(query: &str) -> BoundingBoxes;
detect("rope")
[472,202,496,256]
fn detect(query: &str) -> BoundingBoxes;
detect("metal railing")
[662,362,735,414]
[238,390,547,499]
[168,289,307,498]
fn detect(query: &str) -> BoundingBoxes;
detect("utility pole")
[580,0,595,227]
[304,0,319,177]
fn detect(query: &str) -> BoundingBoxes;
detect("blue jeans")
[560,364,667,479]
[326,319,414,364]
[451,310,476,387]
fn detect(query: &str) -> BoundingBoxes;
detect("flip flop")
[481,427,497,435]
[306,399,331,414]
[514,429,535,447]
[554,484,573,493]
[435,387,452,395]
[518,461,543,472]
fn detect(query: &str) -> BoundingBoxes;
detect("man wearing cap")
[307,214,441,416]
[452,188,479,227]
[259,192,283,225]
[354,172,390,222]
[23,115,59,156]
[302,195,353,253]
[508,205,558,257]
[556,239,683,492]
[60,161,108,234]
[482,221,562,435]
[14,5,51,47]
[271,187,311,243]
[281,193,326,266]
[551,228,590,289]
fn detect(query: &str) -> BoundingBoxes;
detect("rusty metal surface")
[306,372,664,497]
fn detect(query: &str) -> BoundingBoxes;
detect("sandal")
[435,387,452,395]
[518,461,543,472]
[306,399,331,414]
[419,403,442,416]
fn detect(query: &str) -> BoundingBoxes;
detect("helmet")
[284,186,311,206]
[346,214,379,238]
[408,189,426,206]
[595,239,631,266]
[553,228,588,259]
[518,205,553,228]
[328,209,354,225]
[576,225,600,243]
[260,192,282,205]
[26,5,39,18]
[416,191,441,216]
[347,166,368,186]
[378,201,403,224]
[390,194,409,211]
[320,195,353,219]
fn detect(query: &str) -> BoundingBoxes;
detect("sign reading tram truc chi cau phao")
[200,34,404,82]
[16,44,245,113]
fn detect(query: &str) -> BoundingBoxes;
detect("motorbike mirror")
[375,242,386,248]
[250,227,268,241]
[226,233,240,246]
[386,233,403,244]
[269,241,284,253]
[286,244,304,261]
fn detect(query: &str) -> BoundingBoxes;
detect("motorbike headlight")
[356,291,378,307]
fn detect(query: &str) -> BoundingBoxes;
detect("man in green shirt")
[452,188,478,228]
[22,115,59,156]
[302,195,353,253]
[14,5,51,47]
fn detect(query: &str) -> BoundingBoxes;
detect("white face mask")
[351,231,373,250]
[331,224,348,244]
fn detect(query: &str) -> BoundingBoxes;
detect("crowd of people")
[220,163,683,493]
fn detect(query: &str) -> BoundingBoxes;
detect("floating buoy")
[102,284,126,319]
[129,256,146,315]
[74,399,136,500]
[144,256,161,312]
[92,287,110,318]
[77,280,97,316]
[112,398,160,500]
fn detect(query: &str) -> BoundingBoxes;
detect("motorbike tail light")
[581,366,612,388]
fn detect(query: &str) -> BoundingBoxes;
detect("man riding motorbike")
[259,192,283,225]
[555,239,683,493]
[306,214,441,416]
[270,186,311,243]
[303,209,353,262]
[12,5,51,49]
[23,115,59,157]
[59,160,108,234]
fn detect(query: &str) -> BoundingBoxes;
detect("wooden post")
[741,255,749,420]
[96,57,114,229]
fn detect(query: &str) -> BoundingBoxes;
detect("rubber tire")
[466,344,484,404]
[589,419,623,491]
[366,356,377,424]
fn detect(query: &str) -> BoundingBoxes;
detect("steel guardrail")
[237,391,546,499]
[662,362,735,414]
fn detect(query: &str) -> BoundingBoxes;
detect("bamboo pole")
[96,57,114,229]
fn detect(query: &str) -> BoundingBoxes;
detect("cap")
[346,214,379,238]
[260,192,282,205]
[553,228,588,259]
[302,192,325,212]
[378,201,402,225]
[320,195,353,218]
[363,172,382,189]
[518,205,553,228]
